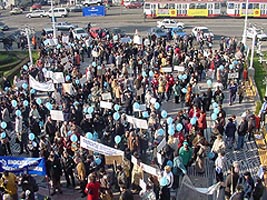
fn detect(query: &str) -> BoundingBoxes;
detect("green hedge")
[254,55,267,101]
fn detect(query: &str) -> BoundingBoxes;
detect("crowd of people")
[0,25,265,200]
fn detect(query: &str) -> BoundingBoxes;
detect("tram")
[226,0,267,18]
[143,0,223,18]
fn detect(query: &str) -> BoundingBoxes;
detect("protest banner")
[139,179,147,191]
[0,156,46,176]
[157,152,163,165]
[130,155,159,177]
[105,155,123,165]
[50,110,64,121]
[100,101,113,109]
[80,137,124,156]
[131,155,138,165]
[43,70,53,78]
[161,67,172,73]
[29,75,55,92]
[62,35,69,44]
[62,83,76,95]
[157,138,166,152]
[228,72,239,79]
[101,92,112,100]
[174,65,185,72]
[51,72,65,83]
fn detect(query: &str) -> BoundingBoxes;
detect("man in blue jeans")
[236,116,248,150]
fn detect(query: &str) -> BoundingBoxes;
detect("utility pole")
[242,0,249,45]
[50,0,57,39]
[25,28,33,66]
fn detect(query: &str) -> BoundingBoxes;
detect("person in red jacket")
[84,173,101,200]
[198,111,207,135]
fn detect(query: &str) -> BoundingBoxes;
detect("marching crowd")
[0,26,265,200]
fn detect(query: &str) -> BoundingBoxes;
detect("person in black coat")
[119,185,134,200]
[225,118,236,149]
[61,151,76,188]
[252,177,264,200]
[230,184,245,200]
[236,117,248,150]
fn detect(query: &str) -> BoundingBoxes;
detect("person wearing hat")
[178,141,193,169]
[225,117,236,149]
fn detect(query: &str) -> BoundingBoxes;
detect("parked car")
[192,26,214,39]
[55,22,78,31]
[171,27,187,39]
[68,4,83,12]
[0,31,5,42]
[148,27,167,39]
[0,22,9,31]
[31,3,42,10]
[157,19,184,29]
[89,27,107,39]
[46,8,68,18]
[26,10,47,18]
[124,1,143,8]
[82,0,103,7]
[73,28,89,39]
[247,27,267,41]
[10,7,23,15]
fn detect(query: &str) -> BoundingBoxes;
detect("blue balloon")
[229,64,234,70]
[142,71,147,77]
[86,132,93,139]
[149,71,154,77]
[168,127,175,136]
[23,65,28,71]
[167,160,173,167]
[160,177,168,187]
[39,121,44,127]
[161,110,168,118]
[167,117,173,125]
[23,100,29,107]
[113,112,120,121]
[92,61,97,67]
[176,123,183,131]
[154,102,160,110]
[28,133,35,141]
[45,102,53,111]
[15,110,21,117]
[22,83,28,90]
[88,106,94,114]
[1,132,6,139]
[182,88,187,93]
[211,113,217,121]
[114,104,120,111]
[67,131,72,136]
[73,101,79,106]
[182,74,187,80]
[157,129,164,136]
[142,111,149,118]
[4,87,9,92]
[75,79,80,85]
[83,107,88,113]
[56,44,61,49]
[36,98,42,105]
[114,135,122,144]
[30,89,36,94]
[95,157,102,165]
[66,75,71,81]
[214,108,220,114]
[178,74,183,80]
[70,134,78,142]
[11,100,18,108]
[233,60,238,66]
[190,117,197,125]
[207,79,212,86]
[219,65,224,71]
[212,102,218,109]
[93,132,98,141]
[133,102,140,110]
[208,152,215,159]
[1,122,7,129]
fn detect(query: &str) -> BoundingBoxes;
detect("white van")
[46,8,68,18]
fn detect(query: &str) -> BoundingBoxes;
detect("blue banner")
[0,156,46,176]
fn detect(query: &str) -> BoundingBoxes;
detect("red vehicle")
[124,1,143,8]
[89,27,107,39]
[31,3,42,10]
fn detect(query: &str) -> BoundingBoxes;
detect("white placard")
[61,57,69,64]
[62,35,69,44]
[44,70,53,78]
[100,101,113,109]
[51,72,65,83]
[126,115,135,124]
[134,118,148,129]
[162,67,172,73]
[92,50,99,57]
[62,83,76,95]
[150,98,157,104]
[101,92,112,100]
[228,72,239,79]
[157,138,166,152]
[80,136,124,156]
[174,66,185,71]
[133,35,142,45]
[133,104,146,112]
[50,110,64,121]
[131,155,138,165]
[157,152,163,165]
[140,163,158,177]
[139,179,147,191]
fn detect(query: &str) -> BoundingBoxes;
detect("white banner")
[228,72,239,79]
[100,101,113,109]
[161,67,172,73]
[50,110,64,121]
[80,136,124,156]
[51,72,65,83]
[126,115,148,129]
[174,66,185,71]
[101,92,112,100]
[29,75,55,92]
[131,156,159,177]
[44,70,53,78]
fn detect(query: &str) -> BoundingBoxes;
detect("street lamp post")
[25,28,33,66]
[50,0,57,39]
[242,0,249,45]
[250,30,257,69]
